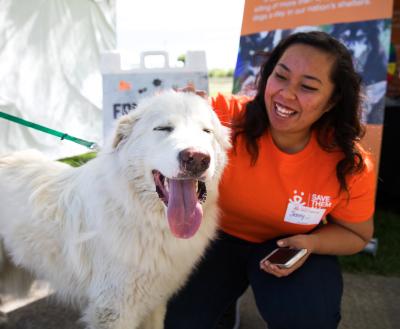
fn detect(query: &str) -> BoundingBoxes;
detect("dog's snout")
[179,148,210,176]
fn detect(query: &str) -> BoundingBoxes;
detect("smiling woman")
[264,43,336,154]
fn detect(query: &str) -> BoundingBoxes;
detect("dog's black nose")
[179,148,210,176]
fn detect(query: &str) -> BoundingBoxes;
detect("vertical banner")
[234,0,394,174]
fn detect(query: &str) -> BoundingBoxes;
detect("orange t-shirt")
[212,93,376,243]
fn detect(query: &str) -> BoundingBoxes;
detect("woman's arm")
[307,216,374,255]
[260,217,374,277]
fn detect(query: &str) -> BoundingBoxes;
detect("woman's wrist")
[307,233,320,254]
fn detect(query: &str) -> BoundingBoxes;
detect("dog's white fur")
[0,91,230,329]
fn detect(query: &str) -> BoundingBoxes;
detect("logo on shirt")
[289,190,306,206]
[311,193,332,208]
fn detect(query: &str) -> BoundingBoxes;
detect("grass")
[58,152,97,167]
[209,77,233,97]
[339,209,400,277]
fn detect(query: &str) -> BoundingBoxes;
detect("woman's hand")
[259,234,318,278]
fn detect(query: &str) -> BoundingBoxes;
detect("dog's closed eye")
[203,128,212,134]
[154,126,174,132]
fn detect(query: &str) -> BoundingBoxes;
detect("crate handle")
[140,51,170,69]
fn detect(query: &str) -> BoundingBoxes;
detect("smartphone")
[260,247,308,269]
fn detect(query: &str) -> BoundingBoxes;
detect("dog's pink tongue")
[167,179,203,239]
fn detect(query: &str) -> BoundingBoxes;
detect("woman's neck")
[270,130,312,154]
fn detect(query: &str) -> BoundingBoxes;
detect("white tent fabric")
[0,0,115,159]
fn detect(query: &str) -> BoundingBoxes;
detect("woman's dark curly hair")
[233,31,365,193]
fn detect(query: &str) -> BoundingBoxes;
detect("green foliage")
[208,68,234,78]
[177,54,186,64]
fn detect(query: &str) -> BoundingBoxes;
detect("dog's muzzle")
[152,148,210,239]
[178,148,210,177]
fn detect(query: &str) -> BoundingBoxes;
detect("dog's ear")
[210,114,232,151]
[218,125,232,151]
[112,115,138,149]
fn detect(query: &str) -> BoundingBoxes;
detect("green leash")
[0,111,98,150]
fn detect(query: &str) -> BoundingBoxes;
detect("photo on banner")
[233,20,391,124]
[233,0,394,170]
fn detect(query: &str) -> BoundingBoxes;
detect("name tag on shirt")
[284,202,325,225]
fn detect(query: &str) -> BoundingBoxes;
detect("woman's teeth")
[275,103,295,118]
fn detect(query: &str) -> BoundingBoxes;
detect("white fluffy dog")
[0,91,230,329]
